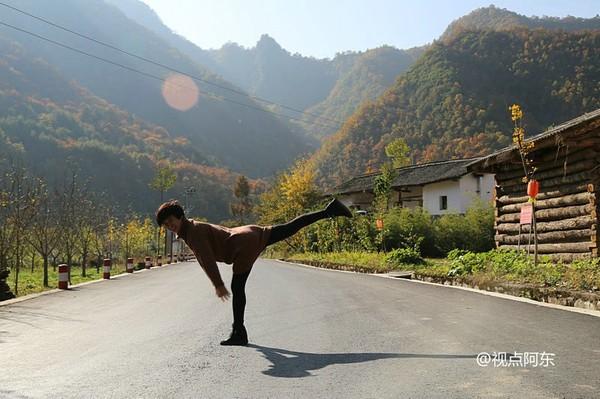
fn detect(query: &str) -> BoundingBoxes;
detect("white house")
[325,158,495,216]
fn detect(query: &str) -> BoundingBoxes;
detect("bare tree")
[27,178,61,287]
[4,164,37,296]
[73,181,96,277]
[0,168,15,300]
[56,171,84,284]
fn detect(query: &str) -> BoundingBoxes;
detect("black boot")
[325,197,353,218]
[220,323,248,346]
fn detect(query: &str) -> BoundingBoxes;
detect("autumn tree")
[256,156,322,252]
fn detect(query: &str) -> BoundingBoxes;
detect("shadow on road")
[247,343,479,378]
[0,305,84,332]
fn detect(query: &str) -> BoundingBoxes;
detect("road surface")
[1,258,599,398]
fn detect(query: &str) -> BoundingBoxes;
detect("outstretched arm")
[191,234,226,290]
[193,246,231,301]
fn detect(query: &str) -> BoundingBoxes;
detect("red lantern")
[527,179,539,198]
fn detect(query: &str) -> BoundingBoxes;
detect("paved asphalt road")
[1,258,599,399]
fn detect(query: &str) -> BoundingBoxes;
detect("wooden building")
[468,108,600,262]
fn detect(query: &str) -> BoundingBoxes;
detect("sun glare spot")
[161,73,199,111]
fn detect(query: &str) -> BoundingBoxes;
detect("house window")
[439,195,448,210]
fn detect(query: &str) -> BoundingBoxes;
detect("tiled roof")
[325,157,481,195]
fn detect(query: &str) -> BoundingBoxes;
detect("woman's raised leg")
[265,197,352,246]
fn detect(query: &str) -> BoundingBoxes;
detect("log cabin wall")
[492,124,600,263]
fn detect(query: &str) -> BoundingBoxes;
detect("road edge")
[272,258,600,319]
[0,262,191,307]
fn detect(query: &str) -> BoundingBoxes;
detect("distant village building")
[325,158,495,216]
[468,108,600,262]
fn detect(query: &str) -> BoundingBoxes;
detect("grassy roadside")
[6,263,136,297]
[265,250,600,293]
[262,250,450,277]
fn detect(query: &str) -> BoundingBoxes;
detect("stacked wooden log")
[492,136,599,263]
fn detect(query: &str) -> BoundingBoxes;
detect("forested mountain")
[4,0,599,220]
[0,36,251,220]
[310,27,600,188]
[301,46,425,138]
[442,5,600,39]
[1,0,316,179]
[104,0,424,139]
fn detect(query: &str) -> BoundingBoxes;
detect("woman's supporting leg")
[266,208,330,246]
[231,269,252,328]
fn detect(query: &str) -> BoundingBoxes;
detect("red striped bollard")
[58,264,69,289]
[103,258,111,279]
[157,255,162,267]
[126,257,134,273]
[145,256,151,269]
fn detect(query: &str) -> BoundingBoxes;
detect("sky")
[140,0,600,59]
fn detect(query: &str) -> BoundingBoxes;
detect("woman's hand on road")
[215,285,230,302]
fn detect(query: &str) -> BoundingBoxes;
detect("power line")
[0,1,346,127]
[0,19,340,129]
[0,6,354,187]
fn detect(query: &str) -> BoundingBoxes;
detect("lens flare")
[161,73,199,111]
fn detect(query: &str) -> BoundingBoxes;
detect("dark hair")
[156,199,184,226]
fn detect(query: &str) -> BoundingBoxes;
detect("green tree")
[385,138,411,168]
[372,161,397,250]
[149,162,177,203]
[372,161,397,217]
[149,162,177,256]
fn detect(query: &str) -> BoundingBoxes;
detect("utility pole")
[184,186,196,214]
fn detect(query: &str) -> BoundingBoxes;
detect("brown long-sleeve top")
[176,217,272,289]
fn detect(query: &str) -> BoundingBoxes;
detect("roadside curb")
[272,258,600,319]
[0,261,191,307]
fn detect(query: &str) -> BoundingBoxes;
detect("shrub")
[447,248,469,261]
[433,213,473,255]
[382,207,437,256]
[385,247,424,266]
[447,250,488,277]
[434,199,495,256]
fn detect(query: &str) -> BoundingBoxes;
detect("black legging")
[230,207,331,329]
[265,208,330,246]
[231,269,251,329]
